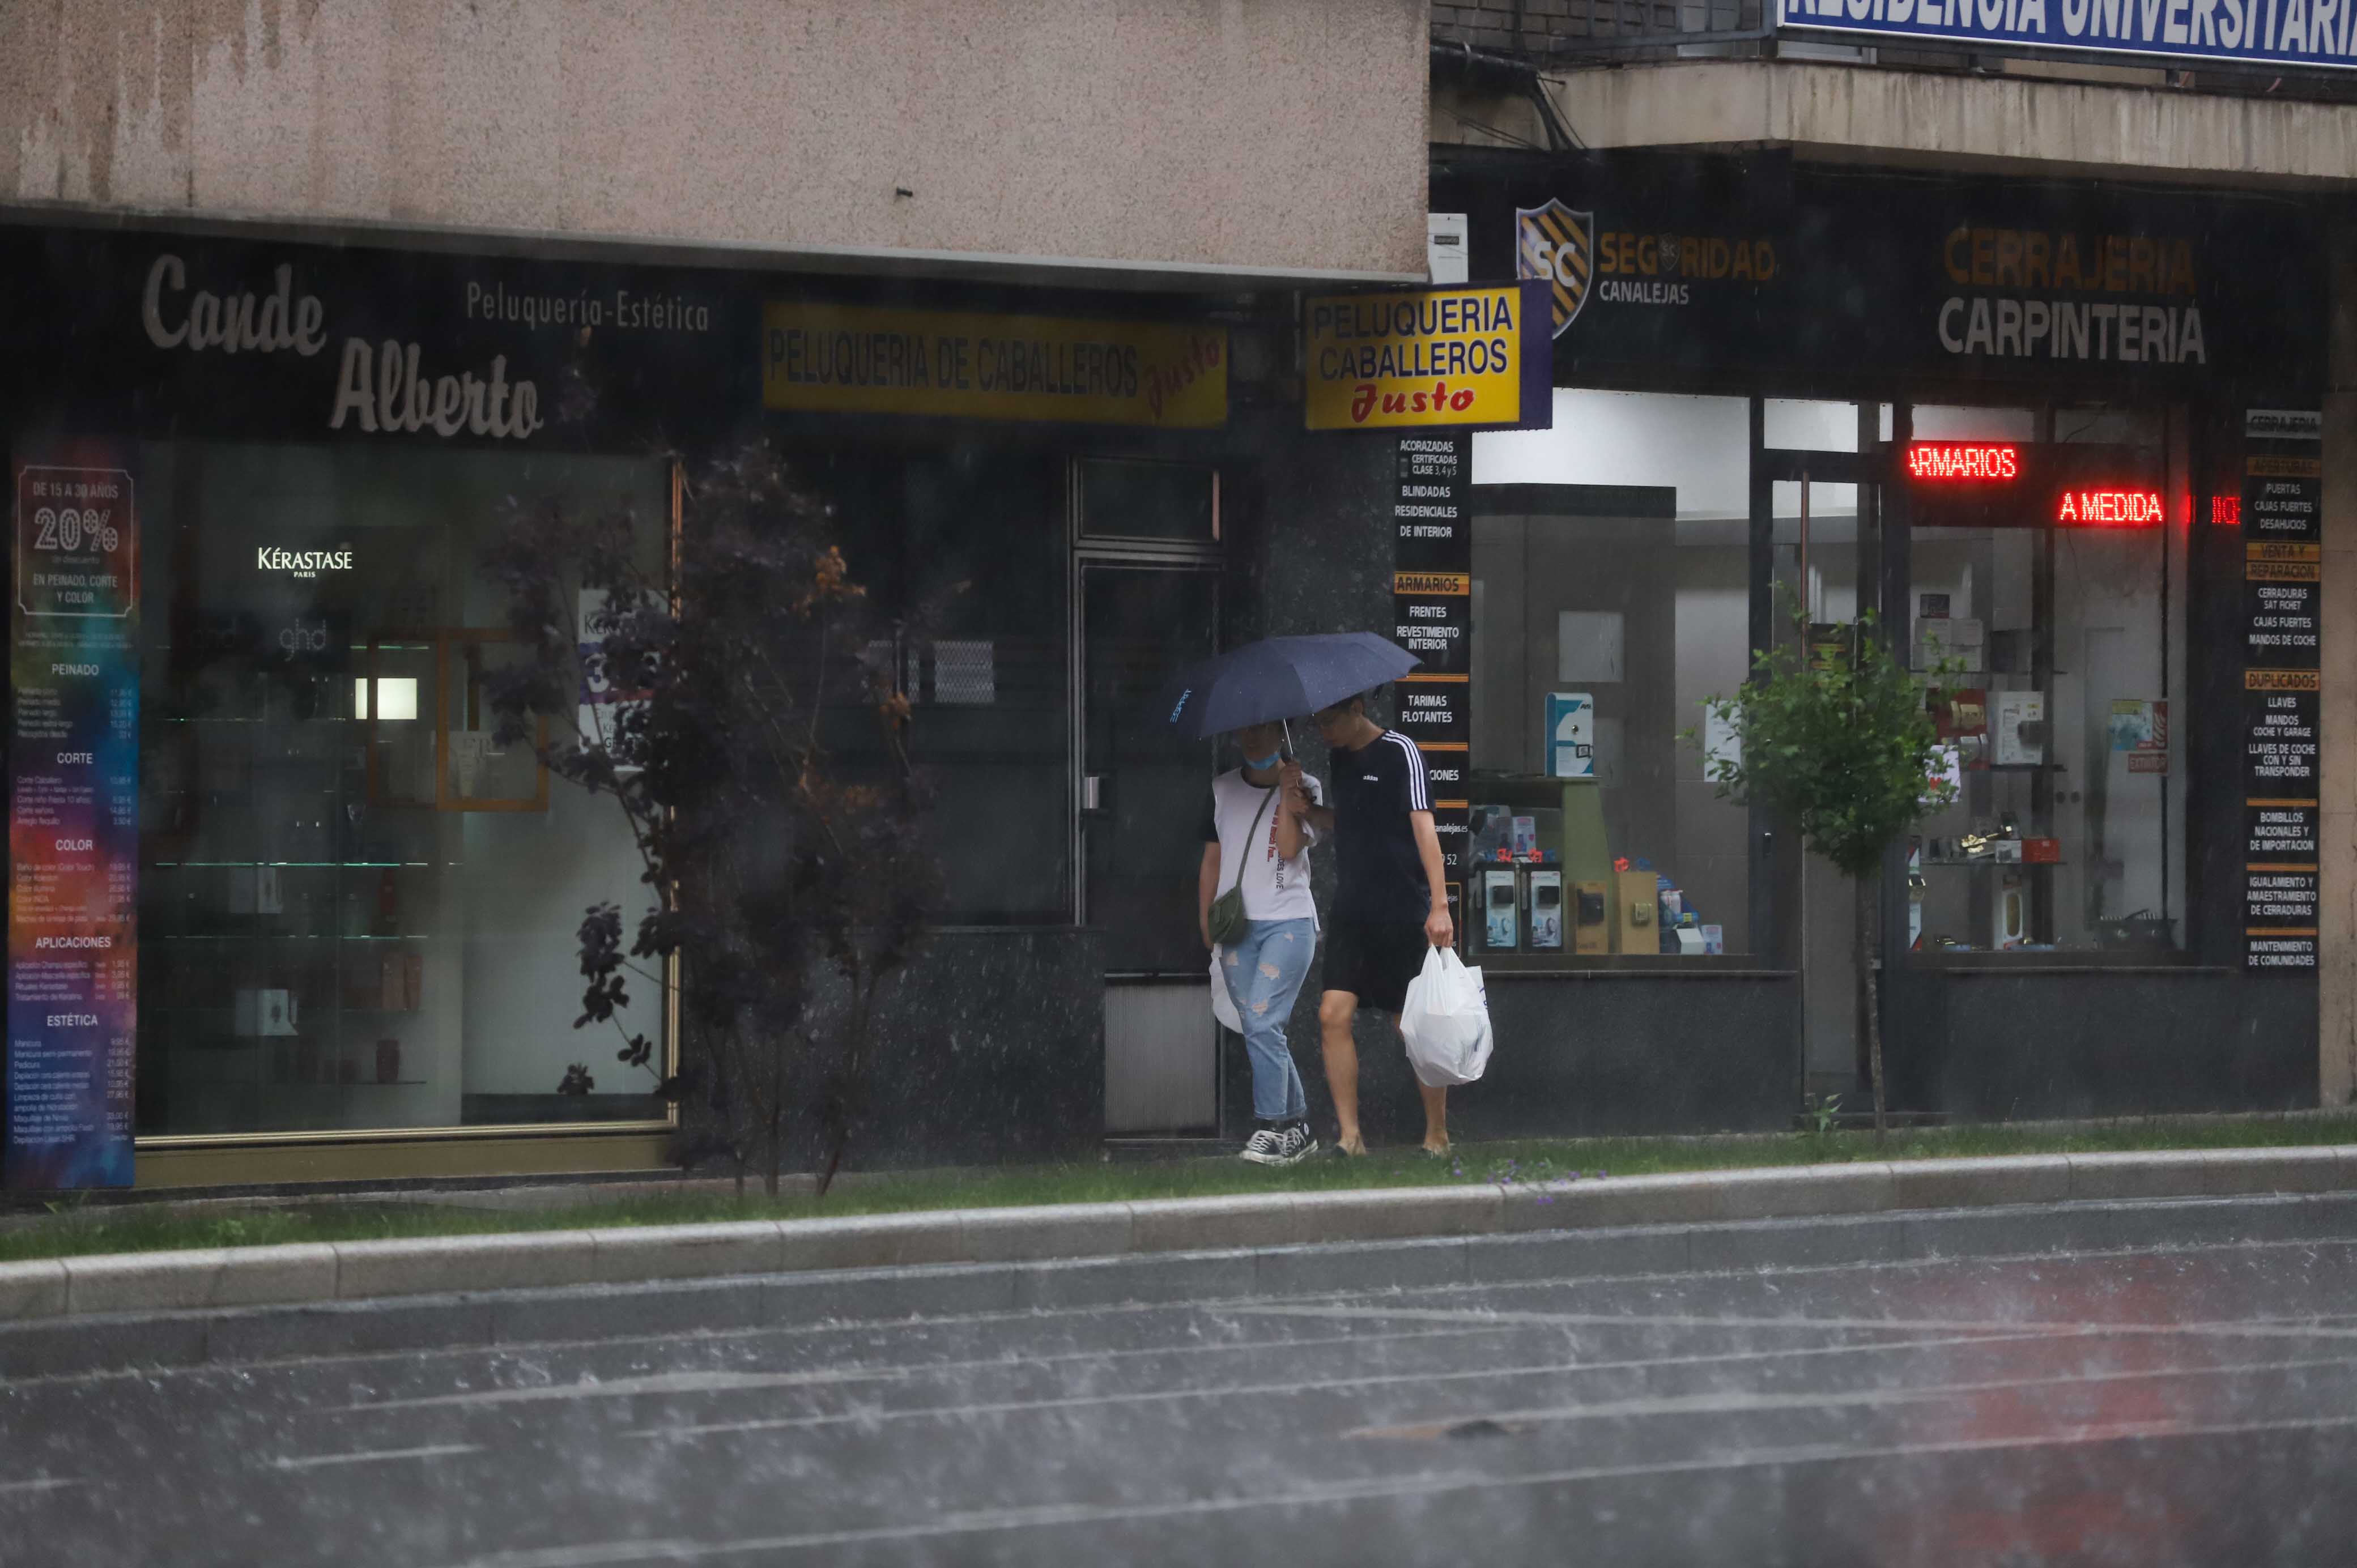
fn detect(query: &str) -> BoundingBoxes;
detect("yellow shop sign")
[1304,284,1550,433]
[761,303,1227,428]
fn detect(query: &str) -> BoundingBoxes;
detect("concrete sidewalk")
[3,1145,2351,1326]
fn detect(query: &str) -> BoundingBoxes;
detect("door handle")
[1082,774,1107,813]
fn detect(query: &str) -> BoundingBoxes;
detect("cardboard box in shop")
[1614,869,1658,955]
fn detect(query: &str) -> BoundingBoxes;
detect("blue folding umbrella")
[1161,632,1422,741]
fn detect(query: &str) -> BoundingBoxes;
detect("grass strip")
[3,1111,2352,1264]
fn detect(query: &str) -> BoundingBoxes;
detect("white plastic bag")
[1399,945,1492,1086]
[1209,948,1243,1033]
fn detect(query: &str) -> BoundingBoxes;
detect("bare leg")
[1402,1017,1450,1153]
[1418,1081,1449,1154]
[1318,990,1365,1154]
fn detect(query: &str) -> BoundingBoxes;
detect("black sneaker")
[1240,1127,1287,1165]
[1278,1123,1320,1164]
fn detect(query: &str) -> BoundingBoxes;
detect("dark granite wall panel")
[1885,970,2317,1119]
[1225,974,1800,1147]
[684,928,1104,1175]
[853,929,1105,1167]
[1458,975,1801,1139]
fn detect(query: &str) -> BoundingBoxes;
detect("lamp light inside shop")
[353,676,418,721]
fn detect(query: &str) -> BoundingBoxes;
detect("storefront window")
[800,445,1071,925]
[1470,391,1753,958]
[1903,405,2186,956]
[137,444,671,1136]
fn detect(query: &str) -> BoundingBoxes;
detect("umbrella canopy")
[1160,632,1421,740]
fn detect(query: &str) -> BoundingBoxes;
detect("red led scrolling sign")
[2056,488,2165,525]
[1906,442,2019,481]
[1903,442,2167,527]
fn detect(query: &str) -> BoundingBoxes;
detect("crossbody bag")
[1206,785,1277,947]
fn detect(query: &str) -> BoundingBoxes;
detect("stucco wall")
[1,0,1428,280]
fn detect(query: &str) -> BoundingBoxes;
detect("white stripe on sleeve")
[1385,731,1428,812]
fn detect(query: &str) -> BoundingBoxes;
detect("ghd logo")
[277,618,334,654]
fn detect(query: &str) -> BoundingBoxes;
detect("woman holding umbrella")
[1199,719,1324,1165]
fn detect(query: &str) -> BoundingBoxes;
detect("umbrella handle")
[1281,718,1294,761]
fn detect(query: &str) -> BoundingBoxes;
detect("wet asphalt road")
[8,1199,2357,1566]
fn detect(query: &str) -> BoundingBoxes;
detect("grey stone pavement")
[9,1195,2357,1566]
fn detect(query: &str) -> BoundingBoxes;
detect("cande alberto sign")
[1303,283,1552,432]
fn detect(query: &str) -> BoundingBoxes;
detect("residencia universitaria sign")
[1781,0,2357,71]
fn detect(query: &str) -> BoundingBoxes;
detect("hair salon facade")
[1,140,2341,1187]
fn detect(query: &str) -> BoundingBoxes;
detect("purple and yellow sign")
[6,444,139,1190]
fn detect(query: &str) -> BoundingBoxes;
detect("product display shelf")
[141,669,444,1134]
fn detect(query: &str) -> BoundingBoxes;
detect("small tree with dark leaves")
[482,443,942,1196]
[1694,602,1958,1143]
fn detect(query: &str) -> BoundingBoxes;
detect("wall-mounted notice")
[2246,540,2321,667]
[1392,434,1471,888]
[6,447,139,1188]
[2244,670,2320,969]
[2241,410,2322,971]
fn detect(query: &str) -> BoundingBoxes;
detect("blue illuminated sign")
[1780,0,2356,72]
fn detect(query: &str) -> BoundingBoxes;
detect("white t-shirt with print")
[1201,768,1323,926]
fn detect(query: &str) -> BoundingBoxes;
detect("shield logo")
[1516,199,1595,340]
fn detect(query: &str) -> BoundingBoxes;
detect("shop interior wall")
[0,1,1427,281]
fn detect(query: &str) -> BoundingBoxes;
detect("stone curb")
[2,1145,2349,1324]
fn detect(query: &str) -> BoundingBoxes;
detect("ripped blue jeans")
[1221,917,1316,1122]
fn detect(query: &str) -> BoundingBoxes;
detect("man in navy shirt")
[1291,691,1456,1156]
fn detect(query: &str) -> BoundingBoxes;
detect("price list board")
[2241,410,2322,971]
[6,449,139,1189]
[1392,434,1471,884]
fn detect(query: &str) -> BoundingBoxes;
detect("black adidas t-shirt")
[1327,728,1432,926]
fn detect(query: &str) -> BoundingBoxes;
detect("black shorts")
[1321,919,1429,1016]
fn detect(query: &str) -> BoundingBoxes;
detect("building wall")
[0,0,1428,280]
[1434,62,2357,188]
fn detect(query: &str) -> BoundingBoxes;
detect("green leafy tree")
[1694,603,1958,1141]
[481,442,946,1196]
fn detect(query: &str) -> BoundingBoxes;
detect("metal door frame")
[1066,456,1223,932]
[1070,554,1223,932]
